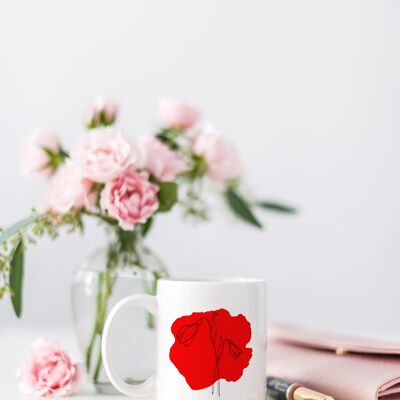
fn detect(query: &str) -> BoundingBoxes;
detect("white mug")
[102,278,266,399]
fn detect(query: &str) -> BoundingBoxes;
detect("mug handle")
[101,294,158,398]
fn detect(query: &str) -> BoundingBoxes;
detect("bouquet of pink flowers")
[0,97,294,383]
[1,97,294,316]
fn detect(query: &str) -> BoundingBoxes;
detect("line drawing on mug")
[169,308,253,397]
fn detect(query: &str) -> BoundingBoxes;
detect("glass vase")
[71,241,167,394]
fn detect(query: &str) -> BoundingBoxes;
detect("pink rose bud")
[17,339,84,397]
[20,130,62,178]
[43,163,97,214]
[142,136,188,181]
[101,169,159,230]
[159,98,200,130]
[71,128,141,183]
[176,323,199,347]
[86,97,118,128]
[228,340,243,359]
[192,125,242,183]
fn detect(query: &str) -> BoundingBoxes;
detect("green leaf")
[9,240,24,317]
[42,147,57,158]
[0,215,39,246]
[141,217,153,237]
[155,133,180,150]
[225,188,262,229]
[59,148,69,160]
[157,181,178,212]
[256,201,296,214]
[43,147,68,169]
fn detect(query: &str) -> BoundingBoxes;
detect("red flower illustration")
[169,308,252,396]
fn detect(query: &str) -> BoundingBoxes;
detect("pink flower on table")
[159,98,200,130]
[192,125,242,183]
[86,97,118,128]
[20,130,61,178]
[142,136,188,181]
[17,339,84,397]
[101,168,159,230]
[44,163,97,214]
[71,128,140,183]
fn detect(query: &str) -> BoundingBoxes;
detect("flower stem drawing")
[170,309,252,397]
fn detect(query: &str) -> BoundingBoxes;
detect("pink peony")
[142,136,188,181]
[192,125,242,183]
[17,339,84,397]
[159,98,200,130]
[44,163,97,214]
[71,128,140,183]
[20,130,61,178]
[86,97,118,127]
[101,169,159,230]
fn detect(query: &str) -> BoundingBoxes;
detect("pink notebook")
[267,325,400,400]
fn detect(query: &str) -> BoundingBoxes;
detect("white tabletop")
[0,325,272,399]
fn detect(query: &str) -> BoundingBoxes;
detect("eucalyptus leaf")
[225,188,262,229]
[9,240,24,317]
[157,181,178,212]
[256,201,296,214]
[0,214,39,246]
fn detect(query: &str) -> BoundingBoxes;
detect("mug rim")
[158,277,264,285]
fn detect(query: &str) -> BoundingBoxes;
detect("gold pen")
[267,377,335,400]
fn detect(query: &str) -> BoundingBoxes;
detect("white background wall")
[1,0,399,335]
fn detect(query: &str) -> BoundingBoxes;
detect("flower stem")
[82,210,118,227]
[145,270,161,329]
[85,272,104,372]
[84,266,116,384]
[93,269,113,383]
[133,239,162,330]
